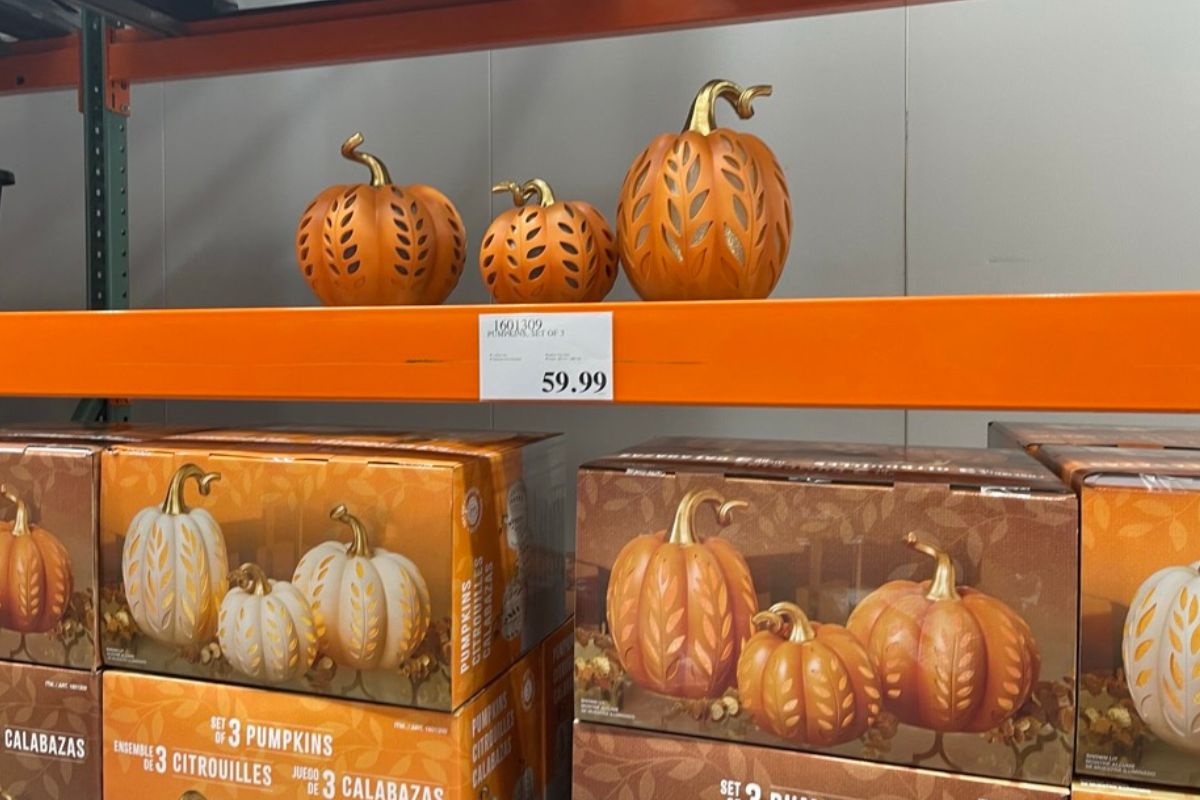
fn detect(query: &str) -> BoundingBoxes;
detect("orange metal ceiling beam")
[108,0,906,84]
[0,35,79,95]
[0,293,1192,410]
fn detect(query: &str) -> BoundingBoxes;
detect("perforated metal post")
[74,8,130,423]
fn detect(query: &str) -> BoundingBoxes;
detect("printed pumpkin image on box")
[99,430,565,711]
[1038,446,1200,791]
[0,441,100,669]
[575,438,1078,785]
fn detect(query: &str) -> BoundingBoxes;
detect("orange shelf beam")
[0,293,1194,410]
[1,0,917,95]
[107,0,906,84]
[0,35,79,96]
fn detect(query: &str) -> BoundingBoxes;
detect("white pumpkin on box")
[219,562,318,683]
[122,464,228,647]
[292,505,431,671]
[1123,560,1200,753]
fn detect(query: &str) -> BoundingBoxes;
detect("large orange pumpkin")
[0,485,72,634]
[480,178,617,303]
[737,602,881,745]
[846,533,1040,732]
[606,489,756,699]
[296,132,466,306]
[616,79,792,300]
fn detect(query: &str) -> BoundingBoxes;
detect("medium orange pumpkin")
[616,79,792,300]
[606,489,756,699]
[0,485,72,633]
[846,533,1040,732]
[480,179,618,303]
[296,132,466,306]
[737,602,881,745]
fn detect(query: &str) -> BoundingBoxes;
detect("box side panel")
[0,445,100,668]
[573,723,1070,799]
[0,662,101,799]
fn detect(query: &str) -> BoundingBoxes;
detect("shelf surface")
[1,0,930,96]
[1,293,1197,410]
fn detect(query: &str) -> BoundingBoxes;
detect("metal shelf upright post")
[76,8,130,423]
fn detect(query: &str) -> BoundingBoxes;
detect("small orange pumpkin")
[0,485,72,634]
[480,179,617,303]
[616,79,792,300]
[737,602,881,745]
[606,489,757,699]
[846,533,1040,732]
[296,132,466,306]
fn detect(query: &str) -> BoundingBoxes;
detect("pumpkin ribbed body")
[0,523,72,634]
[737,614,880,745]
[617,128,790,300]
[480,196,617,303]
[847,580,1040,732]
[292,542,430,671]
[218,577,318,683]
[122,506,228,647]
[1122,561,1200,753]
[606,528,756,699]
[297,182,466,306]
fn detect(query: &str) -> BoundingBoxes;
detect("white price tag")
[479,312,614,401]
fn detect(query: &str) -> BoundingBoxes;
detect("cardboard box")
[103,627,568,800]
[1074,782,1200,799]
[0,442,100,669]
[0,661,102,799]
[988,422,1200,455]
[100,432,566,710]
[575,437,1078,785]
[573,722,1069,799]
[541,620,573,800]
[1039,446,1200,791]
[0,424,208,669]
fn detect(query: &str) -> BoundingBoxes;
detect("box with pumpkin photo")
[1038,446,1200,791]
[574,438,1078,785]
[99,431,565,711]
[0,425,204,670]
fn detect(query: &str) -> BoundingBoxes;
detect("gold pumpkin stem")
[492,181,527,207]
[341,132,392,188]
[520,178,556,208]
[0,484,30,537]
[161,464,221,516]
[905,532,961,602]
[330,504,372,558]
[668,489,748,546]
[683,79,773,136]
[233,562,271,597]
[768,601,816,644]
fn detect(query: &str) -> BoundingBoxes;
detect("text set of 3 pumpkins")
[295,79,792,305]
[606,490,1040,747]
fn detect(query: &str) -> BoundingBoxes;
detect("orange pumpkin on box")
[847,533,1040,732]
[481,178,618,303]
[0,485,72,634]
[737,602,881,745]
[606,489,756,699]
[296,132,466,306]
[616,79,792,300]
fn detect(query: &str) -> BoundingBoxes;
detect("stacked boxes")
[0,425,196,800]
[573,437,1079,791]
